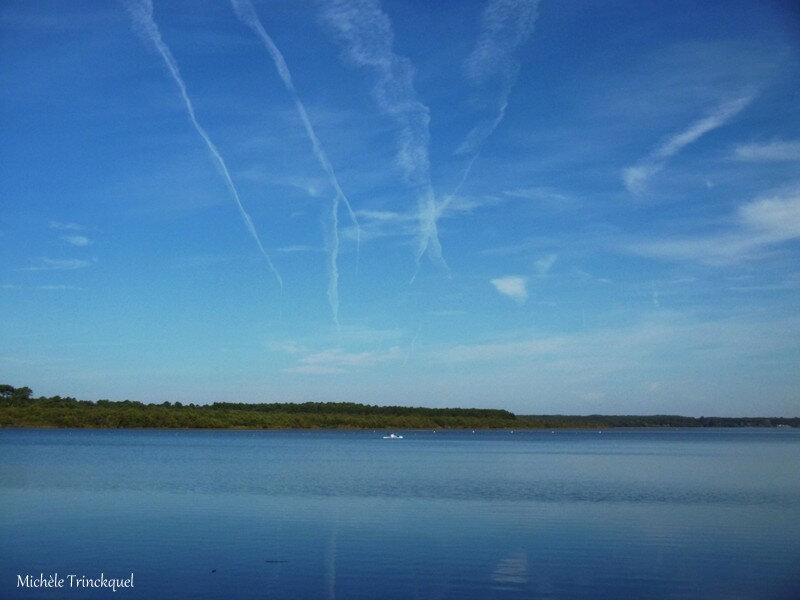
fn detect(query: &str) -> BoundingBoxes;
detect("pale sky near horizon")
[2,0,799,416]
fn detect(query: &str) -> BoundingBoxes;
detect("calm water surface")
[1,428,799,599]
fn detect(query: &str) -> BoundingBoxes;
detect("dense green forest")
[1,385,798,429]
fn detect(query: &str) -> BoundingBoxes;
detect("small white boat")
[382,433,403,439]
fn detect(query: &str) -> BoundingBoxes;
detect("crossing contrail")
[319,0,447,281]
[460,0,539,155]
[231,0,362,325]
[440,0,538,218]
[125,0,282,289]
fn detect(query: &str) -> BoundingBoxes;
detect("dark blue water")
[2,428,799,599]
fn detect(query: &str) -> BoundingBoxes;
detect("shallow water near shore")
[2,428,799,599]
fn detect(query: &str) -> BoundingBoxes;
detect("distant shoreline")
[2,384,798,430]
[2,424,798,432]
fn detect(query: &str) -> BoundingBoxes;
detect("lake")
[1,428,799,599]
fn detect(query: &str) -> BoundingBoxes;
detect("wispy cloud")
[503,187,574,207]
[631,187,800,265]
[283,346,403,374]
[319,0,445,276]
[651,281,660,308]
[726,272,800,293]
[433,311,800,372]
[622,94,754,194]
[283,364,345,375]
[342,208,418,242]
[40,284,82,290]
[2,284,81,291]
[416,310,800,413]
[490,275,528,303]
[230,0,361,326]
[125,0,282,290]
[436,333,563,365]
[435,1,539,250]
[18,258,94,271]
[356,210,414,224]
[534,253,557,275]
[459,0,539,156]
[49,220,83,231]
[266,341,307,355]
[61,235,91,247]
[426,309,467,317]
[740,190,800,233]
[481,235,555,257]
[276,245,320,254]
[261,175,328,198]
[732,140,800,162]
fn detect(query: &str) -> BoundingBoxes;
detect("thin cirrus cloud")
[48,220,83,231]
[631,188,800,265]
[457,0,539,157]
[430,312,800,385]
[283,346,404,375]
[18,258,94,271]
[490,275,528,303]
[61,235,91,247]
[318,0,446,276]
[732,140,800,162]
[1,284,82,291]
[342,209,418,243]
[534,253,557,275]
[35,284,82,290]
[503,187,575,207]
[437,0,539,238]
[622,94,755,195]
[320,0,538,279]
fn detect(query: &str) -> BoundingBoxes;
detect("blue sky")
[2,0,799,416]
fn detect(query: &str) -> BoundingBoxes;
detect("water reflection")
[1,429,799,599]
[491,550,528,587]
[325,524,337,600]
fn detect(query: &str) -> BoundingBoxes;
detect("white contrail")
[440,1,538,237]
[459,0,538,155]
[623,94,755,194]
[125,0,282,289]
[436,141,482,221]
[230,0,360,325]
[319,0,447,279]
[231,0,361,324]
[327,194,341,328]
[403,325,421,365]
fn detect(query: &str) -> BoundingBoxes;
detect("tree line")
[1,384,797,429]
[0,384,520,429]
[517,414,800,428]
